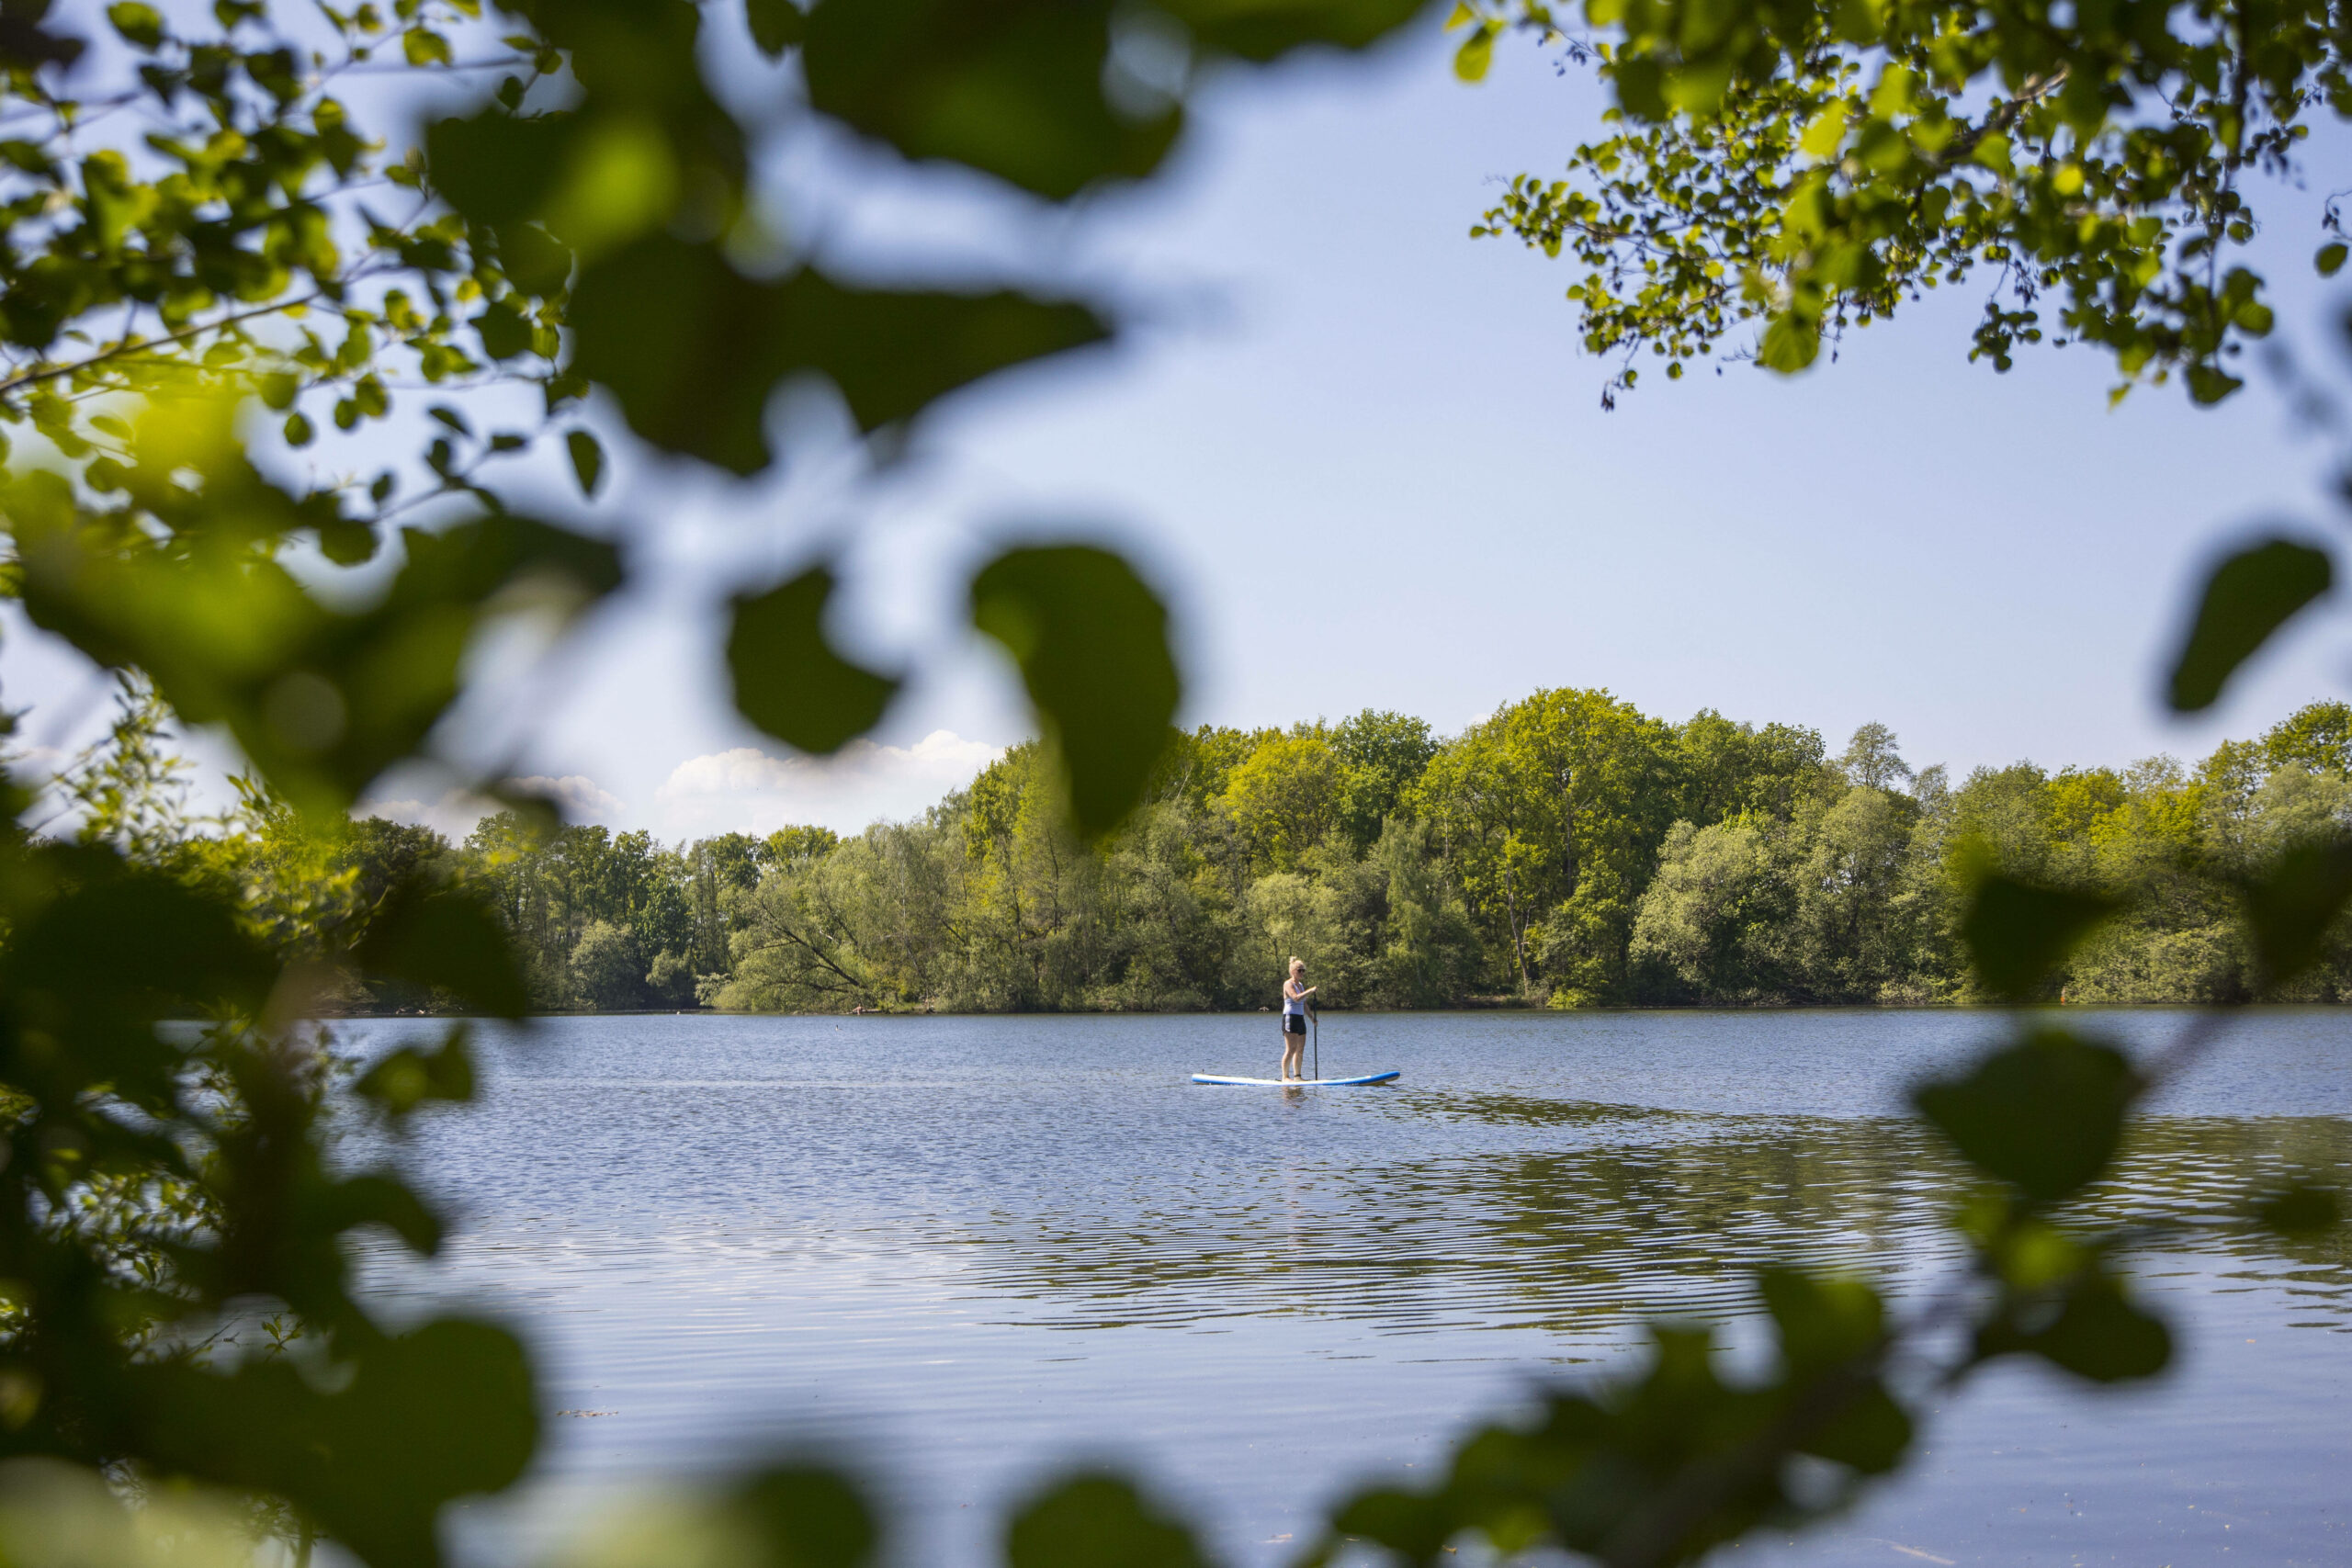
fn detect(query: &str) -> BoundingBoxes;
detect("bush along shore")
[51,682,2352,1012]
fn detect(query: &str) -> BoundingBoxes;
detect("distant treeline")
[69,684,2352,1011]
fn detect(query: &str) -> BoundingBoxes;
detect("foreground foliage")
[0,1,2342,1567]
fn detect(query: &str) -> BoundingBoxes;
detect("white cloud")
[654,729,1004,838]
[357,791,492,840]
[359,773,624,840]
[507,773,624,822]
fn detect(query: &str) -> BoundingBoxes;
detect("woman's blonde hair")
[1289,956,1304,971]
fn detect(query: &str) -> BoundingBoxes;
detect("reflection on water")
[343,1010,2349,1568]
[961,1099,2352,1339]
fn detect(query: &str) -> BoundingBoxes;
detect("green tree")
[1671,709,1832,825]
[1332,708,1441,849]
[1217,728,1345,870]
[1453,0,2337,403]
[2262,700,2352,776]
[1628,818,1786,1000]
[1415,687,1678,999]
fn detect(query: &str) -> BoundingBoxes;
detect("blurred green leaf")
[18,503,621,816]
[475,301,534,361]
[358,884,529,1017]
[1758,311,1821,372]
[1980,1271,2172,1382]
[745,0,807,57]
[146,1318,538,1568]
[570,234,1110,475]
[0,859,276,1109]
[970,545,1181,837]
[2319,242,2348,277]
[1005,1475,1207,1568]
[2238,837,2352,985]
[2253,1183,2343,1236]
[1960,874,2122,1000]
[500,221,575,297]
[1914,1030,2138,1202]
[324,1172,446,1255]
[1168,0,1427,61]
[2166,537,2332,713]
[0,1461,257,1568]
[732,1467,877,1568]
[802,0,1181,199]
[728,567,901,755]
[1328,1488,1454,1563]
[356,1027,479,1118]
[425,108,578,228]
[1453,23,1495,79]
[106,3,165,50]
[568,429,607,497]
[1759,1269,1883,1371]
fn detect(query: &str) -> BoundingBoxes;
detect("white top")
[1283,982,1307,1016]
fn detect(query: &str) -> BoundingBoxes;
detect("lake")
[346,1010,2351,1568]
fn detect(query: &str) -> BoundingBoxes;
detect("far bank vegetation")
[54,684,2352,1011]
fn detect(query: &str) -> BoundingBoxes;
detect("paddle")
[1310,995,1319,1081]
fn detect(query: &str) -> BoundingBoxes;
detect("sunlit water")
[345,1010,2352,1568]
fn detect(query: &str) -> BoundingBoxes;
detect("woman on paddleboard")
[1281,957,1316,1081]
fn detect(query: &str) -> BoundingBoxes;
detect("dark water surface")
[347,1010,2352,1568]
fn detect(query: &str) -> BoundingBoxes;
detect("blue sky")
[9,16,2350,840]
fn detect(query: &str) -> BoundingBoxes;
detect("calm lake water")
[346,1010,2352,1568]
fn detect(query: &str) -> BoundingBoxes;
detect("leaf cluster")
[1455,0,2337,402]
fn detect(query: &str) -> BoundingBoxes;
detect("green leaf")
[316,516,379,566]
[1759,1269,1883,1371]
[1328,1488,1455,1562]
[144,1317,539,1568]
[325,1172,446,1256]
[746,0,807,57]
[731,1468,877,1568]
[970,544,1182,838]
[17,495,622,816]
[1758,311,1820,372]
[1959,874,2122,1000]
[1802,1382,1912,1474]
[499,221,574,298]
[1914,1029,2139,1202]
[1453,23,1495,80]
[403,26,453,65]
[2166,536,2333,712]
[567,429,605,497]
[2239,837,2352,984]
[1005,1476,1207,1568]
[356,1027,478,1118]
[802,0,1181,199]
[474,300,534,360]
[2318,243,2348,277]
[2024,1275,2172,1382]
[2184,364,2245,403]
[2253,1183,2343,1236]
[728,566,901,754]
[570,233,1110,475]
[0,862,276,1109]
[106,3,164,50]
[424,109,577,229]
[356,885,530,1017]
[1163,0,1426,61]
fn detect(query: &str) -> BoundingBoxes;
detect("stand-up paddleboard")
[1191,1071,1399,1087]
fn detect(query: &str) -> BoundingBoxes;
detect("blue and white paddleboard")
[1191,1071,1399,1087]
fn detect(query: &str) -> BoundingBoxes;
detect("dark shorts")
[1283,1014,1306,1035]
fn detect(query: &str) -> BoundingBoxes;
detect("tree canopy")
[1452,0,2346,404]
